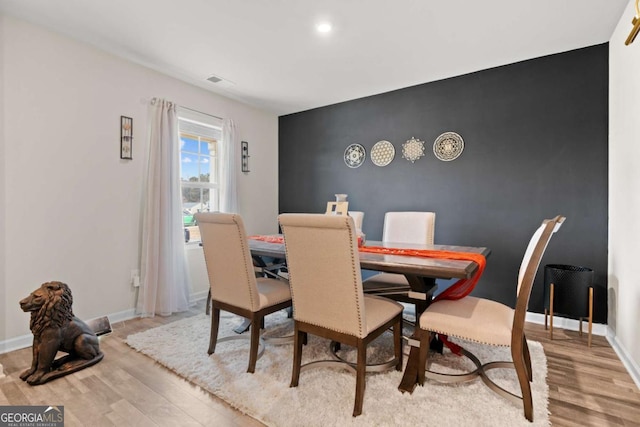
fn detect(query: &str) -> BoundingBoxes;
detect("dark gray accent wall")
[279,44,608,323]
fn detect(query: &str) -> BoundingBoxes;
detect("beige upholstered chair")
[196,212,292,373]
[363,211,436,294]
[325,201,349,215]
[348,210,364,233]
[382,211,435,244]
[414,215,565,422]
[278,213,403,417]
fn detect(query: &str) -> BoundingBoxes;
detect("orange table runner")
[248,235,284,244]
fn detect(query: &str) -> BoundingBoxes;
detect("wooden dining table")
[249,237,490,313]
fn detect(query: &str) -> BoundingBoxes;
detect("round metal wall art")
[344,143,366,168]
[433,132,464,161]
[402,137,425,163]
[370,140,395,167]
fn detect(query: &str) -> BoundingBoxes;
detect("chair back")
[325,201,349,215]
[196,212,260,312]
[512,216,565,339]
[279,213,367,338]
[348,211,365,232]
[383,211,435,244]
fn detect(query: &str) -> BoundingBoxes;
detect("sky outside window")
[180,136,212,181]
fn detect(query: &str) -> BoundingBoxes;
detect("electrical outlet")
[131,269,140,287]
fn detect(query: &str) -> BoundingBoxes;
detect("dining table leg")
[398,328,426,393]
[403,275,435,315]
[398,275,437,393]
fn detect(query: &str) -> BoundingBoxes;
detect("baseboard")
[190,289,209,303]
[108,308,138,325]
[0,308,139,354]
[525,311,608,336]
[0,294,210,355]
[607,330,640,390]
[0,333,33,354]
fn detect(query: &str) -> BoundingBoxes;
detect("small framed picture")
[120,116,133,159]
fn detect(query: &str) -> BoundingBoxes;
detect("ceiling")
[0,0,631,115]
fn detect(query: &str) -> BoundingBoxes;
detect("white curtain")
[220,118,238,213]
[137,98,190,317]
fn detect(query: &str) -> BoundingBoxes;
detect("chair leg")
[512,343,534,422]
[208,307,220,355]
[353,341,367,417]
[290,326,303,387]
[549,283,555,340]
[588,287,593,347]
[247,317,261,373]
[206,289,211,315]
[522,335,532,382]
[394,316,403,371]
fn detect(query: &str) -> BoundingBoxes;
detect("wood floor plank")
[110,378,200,427]
[0,381,28,405]
[553,386,640,425]
[60,408,87,427]
[0,386,10,405]
[526,322,640,427]
[116,354,243,426]
[105,399,158,427]
[549,396,625,427]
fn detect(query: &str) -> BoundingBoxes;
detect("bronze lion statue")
[19,281,104,385]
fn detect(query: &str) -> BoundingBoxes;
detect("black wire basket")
[543,264,594,319]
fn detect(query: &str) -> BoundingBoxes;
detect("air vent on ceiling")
[205,74,235,88]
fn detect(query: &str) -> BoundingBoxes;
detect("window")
[178,109,223,244]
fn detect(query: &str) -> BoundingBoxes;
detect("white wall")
[0,15,279,345]
[609,0,640,382]
[1,16,7,350]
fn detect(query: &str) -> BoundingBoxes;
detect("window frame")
[178,110,223,244]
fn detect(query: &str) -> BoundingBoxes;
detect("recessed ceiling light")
[316,22,332,34]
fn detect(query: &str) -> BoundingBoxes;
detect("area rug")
[126,311,550,426]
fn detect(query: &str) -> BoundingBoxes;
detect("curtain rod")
[143,97,225,121]
[179,105,224,121]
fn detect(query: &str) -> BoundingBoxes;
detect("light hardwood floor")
[1,302,639,426]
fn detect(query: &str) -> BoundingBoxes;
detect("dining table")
[249,237,490,311]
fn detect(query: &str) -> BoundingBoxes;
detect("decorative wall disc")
[402,137,425,163]
[370,140,395,167]
[433,132,464,161]
[344,143,366,168]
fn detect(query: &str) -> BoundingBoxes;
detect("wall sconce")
[625,0,640,45]
[241,141,250,173]
[120,116,133,159]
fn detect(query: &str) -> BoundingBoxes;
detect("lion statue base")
[19,281,104,385]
